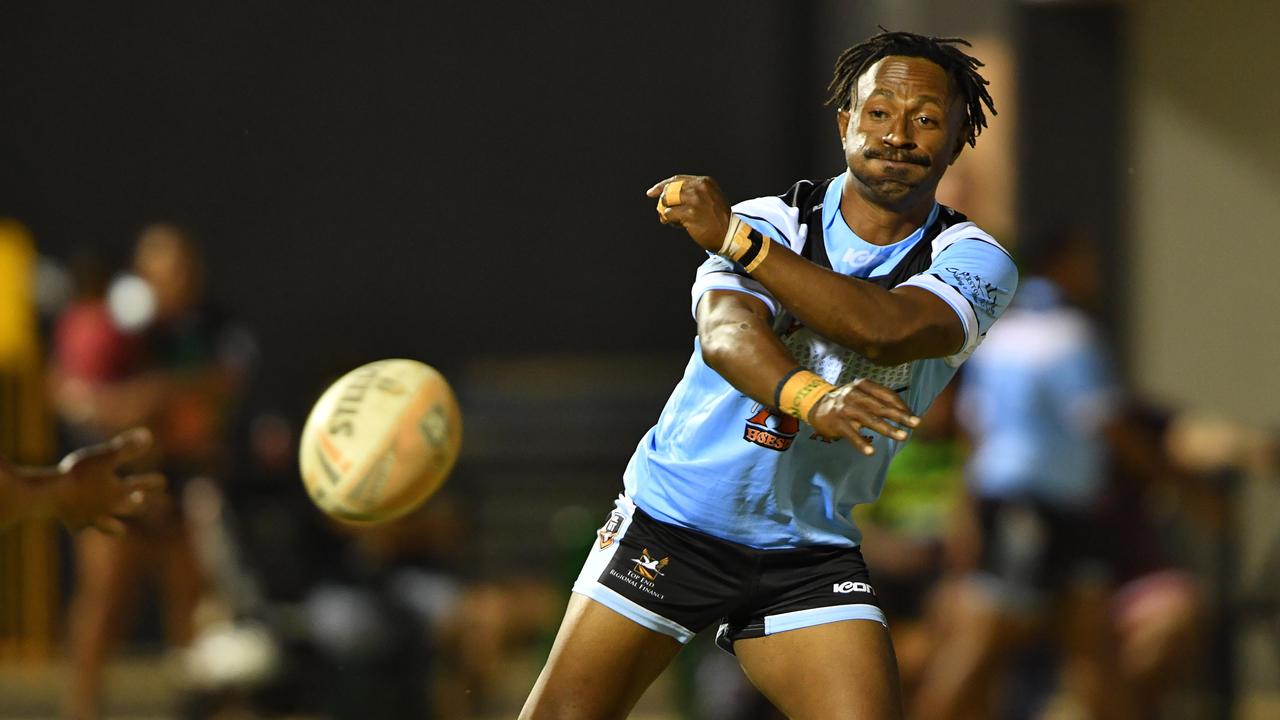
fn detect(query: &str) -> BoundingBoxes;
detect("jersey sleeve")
[688,196,802,320]
[897,237,1019,366]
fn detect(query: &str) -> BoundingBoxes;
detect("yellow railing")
[0,220,58,664]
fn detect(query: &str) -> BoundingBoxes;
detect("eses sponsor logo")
[743,406,799,451]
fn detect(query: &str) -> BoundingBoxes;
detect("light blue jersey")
[624,174,1019,549]
[958,277,1118,509]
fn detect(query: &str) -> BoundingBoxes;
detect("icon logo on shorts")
[743,406,799,451]
[832,580,876,595]
[631,548,669,581]
[597,510,625,549]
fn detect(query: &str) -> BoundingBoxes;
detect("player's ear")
[836,110,851,148]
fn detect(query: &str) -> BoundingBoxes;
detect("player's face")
[838,56,967,206]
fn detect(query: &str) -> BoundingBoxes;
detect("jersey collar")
[822,171,941,248]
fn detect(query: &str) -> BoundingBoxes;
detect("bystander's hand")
[52,428,165,534]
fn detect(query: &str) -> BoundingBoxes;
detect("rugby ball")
[299,359,461,523]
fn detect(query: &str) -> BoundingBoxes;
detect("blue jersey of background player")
[624,172,1015,550]
[523,31,1018,720]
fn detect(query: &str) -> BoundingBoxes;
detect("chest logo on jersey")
[743,406,799,451]
[839,246,893,273]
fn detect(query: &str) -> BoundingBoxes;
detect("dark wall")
[1015,2,1126,339]
[1,3,854,406]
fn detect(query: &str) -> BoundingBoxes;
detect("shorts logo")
[597,510,625,549]
[607,547,670,600]
[832,580,875,595]
[743,406,799,451]
[631,548,670,580]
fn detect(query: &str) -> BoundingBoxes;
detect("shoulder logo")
[944,266,1001,316]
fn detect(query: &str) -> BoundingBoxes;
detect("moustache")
[863,149,931,168]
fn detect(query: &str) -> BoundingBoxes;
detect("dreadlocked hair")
[826,30,995,147]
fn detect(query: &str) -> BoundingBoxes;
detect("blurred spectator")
[912,233,1138,720]
[1097,402,1210,716]
[50,224,255,720]
[909,231,1228,719]
[49,249,137,394]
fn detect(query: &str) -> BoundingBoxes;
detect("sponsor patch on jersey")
[743,406,799,451]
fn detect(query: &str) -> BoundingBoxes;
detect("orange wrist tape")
[777,370,835,424]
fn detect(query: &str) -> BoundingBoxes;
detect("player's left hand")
[54,428,166,535]
[647,175,732,252]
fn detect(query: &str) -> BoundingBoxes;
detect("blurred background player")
[50,224,255,720]
[912,231,1129,719]
[910,231,1216,719]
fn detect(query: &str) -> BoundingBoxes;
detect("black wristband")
[773,367,804,409]
[736,227,766,270]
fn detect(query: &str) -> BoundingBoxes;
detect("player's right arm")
[698,290,918,455]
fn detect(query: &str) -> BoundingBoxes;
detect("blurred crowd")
[2,221,560,720]
[1,217,1277,720]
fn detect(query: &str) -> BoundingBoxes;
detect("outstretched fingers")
[106,427,155,466]
[852,378,919,426]
[646,175,693,197]
[110,472,166,517]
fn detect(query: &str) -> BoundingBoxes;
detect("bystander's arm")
[0,429,164,534]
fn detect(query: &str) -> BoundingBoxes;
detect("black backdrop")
[1,2,853,407]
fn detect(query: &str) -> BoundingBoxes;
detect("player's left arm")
[649,175,1015,366]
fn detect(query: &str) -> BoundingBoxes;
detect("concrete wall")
[1129,0,1280,425]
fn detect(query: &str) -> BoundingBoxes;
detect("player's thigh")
[520,592,683,720]
[735,619,903,720]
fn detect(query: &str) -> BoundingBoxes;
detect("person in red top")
[53,225,254,720]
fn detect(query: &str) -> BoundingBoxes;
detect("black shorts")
[974,497,1111,609]
[571,496,885,653]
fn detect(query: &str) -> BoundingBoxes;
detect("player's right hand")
[807,378,919,456]
[54,428,166,535]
